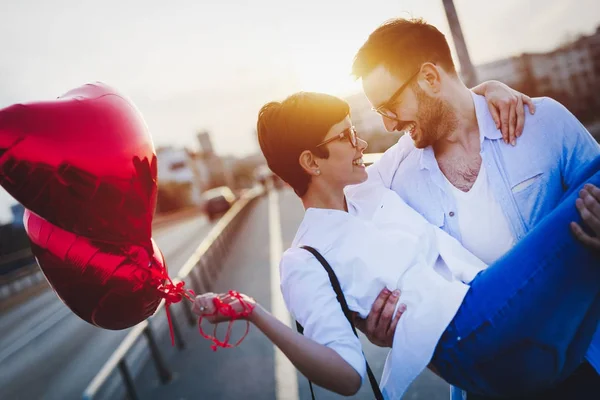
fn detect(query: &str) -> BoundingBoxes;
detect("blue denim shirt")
[365,93,600,398]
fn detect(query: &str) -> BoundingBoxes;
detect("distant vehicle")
[254,165,271,188]
[272,174,286,189]
[200,186,237,221]
[254,165,287,190]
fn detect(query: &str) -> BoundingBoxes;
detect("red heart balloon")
[0,83,157,244]
[0,83,172,329]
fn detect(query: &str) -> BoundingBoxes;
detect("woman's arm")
[472,80,536,145]
[251,304,362,395]
[194,291,362,396]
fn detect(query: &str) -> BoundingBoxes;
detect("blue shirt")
[365,93,600,394]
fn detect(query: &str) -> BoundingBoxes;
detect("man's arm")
[363,134,413,189]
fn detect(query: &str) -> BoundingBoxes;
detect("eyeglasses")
[371,69,421,120]
[315,126,358,148]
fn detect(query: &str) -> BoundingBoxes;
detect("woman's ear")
[299,150,321,176]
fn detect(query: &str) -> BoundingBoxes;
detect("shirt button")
[449,211,455,217]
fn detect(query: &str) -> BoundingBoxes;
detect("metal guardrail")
[0,263,46,303]
[82,186,264,400]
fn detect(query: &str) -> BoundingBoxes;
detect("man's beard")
[412,85,457,149]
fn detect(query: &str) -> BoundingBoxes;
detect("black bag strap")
[296,245,384,400]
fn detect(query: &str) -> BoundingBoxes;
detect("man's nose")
[382,116,398,132]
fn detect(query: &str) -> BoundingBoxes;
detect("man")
[347,18,600,399]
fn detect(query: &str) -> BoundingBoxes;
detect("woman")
[193,91,600,398]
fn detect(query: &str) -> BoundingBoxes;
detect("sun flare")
[295,58,361,98]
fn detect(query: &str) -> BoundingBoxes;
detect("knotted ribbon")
[198,290,256,351]
[153,265,195,346]
[152,263,253,350]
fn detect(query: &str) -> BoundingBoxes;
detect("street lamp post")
[442,0,478,87]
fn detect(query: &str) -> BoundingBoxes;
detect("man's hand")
[352,288,406,348]
[571,184,600,251]
[472,80,536,146]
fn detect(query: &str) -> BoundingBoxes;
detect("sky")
[0,0,599,222]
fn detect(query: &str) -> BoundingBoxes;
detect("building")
[156,146,211,205]
[476,25,600,122]
[475,57,524,89]
[194,131,234,189]
[197,131,214,154]
[155,131,236,210]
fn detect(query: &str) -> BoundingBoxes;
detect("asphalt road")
[0,213,215,400]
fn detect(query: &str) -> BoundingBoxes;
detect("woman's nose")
[357,137,368,152]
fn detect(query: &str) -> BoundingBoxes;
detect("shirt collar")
[418,92,503,170]
[293,206,353,249]
[471,92,503,141]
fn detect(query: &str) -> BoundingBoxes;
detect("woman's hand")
[472,80,536,145]
[572,184,600,252]
[192,291,257,323]
[194,293,361,395]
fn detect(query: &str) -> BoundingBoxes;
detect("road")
[0,214,216,400]
[0,189,449,399]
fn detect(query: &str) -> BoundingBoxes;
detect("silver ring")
[199,306,206,312]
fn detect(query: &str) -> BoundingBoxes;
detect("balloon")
[0,83,172,329]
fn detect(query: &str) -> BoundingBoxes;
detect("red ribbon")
[198,290,255,351]
[153,266,195,346]
[151,259,253,349]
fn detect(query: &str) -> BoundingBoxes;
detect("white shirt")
[352,95,600,396]
[280,182,487,399]
[444,162,515,265]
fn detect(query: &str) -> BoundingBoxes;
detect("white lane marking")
[0,304,71,364]
[269,189,299,400]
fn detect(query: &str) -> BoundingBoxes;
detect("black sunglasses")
[315,126,358,148]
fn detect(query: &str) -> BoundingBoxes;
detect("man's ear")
[299,150,321,176]
[419,62,442,94]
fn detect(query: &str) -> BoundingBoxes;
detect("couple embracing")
[194,18,600,399]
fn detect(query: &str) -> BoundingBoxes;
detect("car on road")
[200,186,237,221]
[254,165,288,190]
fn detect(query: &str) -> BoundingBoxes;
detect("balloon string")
[151,265,254,349]
[153,267,195,346]
[198,290,255,351]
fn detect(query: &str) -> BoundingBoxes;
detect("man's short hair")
[352,18,457,80]
[257,92,349,197]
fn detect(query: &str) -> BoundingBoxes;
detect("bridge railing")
[82,186,264,400]
[0,248,41,307]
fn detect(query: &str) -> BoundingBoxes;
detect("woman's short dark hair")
[352,18,457,80]
[257,92,349,197]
